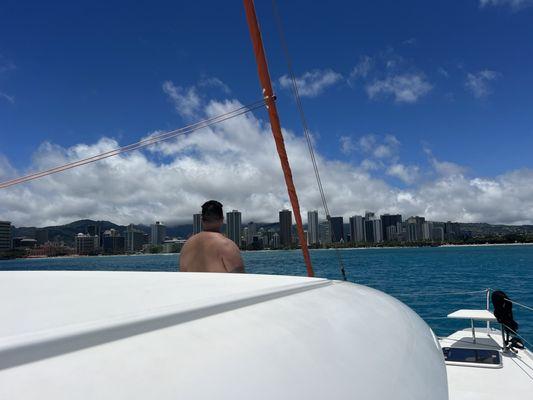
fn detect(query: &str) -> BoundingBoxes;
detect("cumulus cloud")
[479,0,533,10]
[366,73,432,103]
[1,92,533,226]
[162,81,202,118]
[279,69,343,98]
[465,70,499,98]
[348,49,433,104]
[424,147,466,177]
[341,133,401,162]
[386,164,420,184]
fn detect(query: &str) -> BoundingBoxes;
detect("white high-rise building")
[307,210,319,245]
[226,210,242,247]
[193,214,202,235]
[150,221,166,245]
[422,221,433,241]
[372,219,383,243]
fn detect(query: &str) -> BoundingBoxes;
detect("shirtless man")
[179,200,244,273]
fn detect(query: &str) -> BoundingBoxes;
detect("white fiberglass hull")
[0,271,447,399]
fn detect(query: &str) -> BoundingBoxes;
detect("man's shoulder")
[217,236,239,250]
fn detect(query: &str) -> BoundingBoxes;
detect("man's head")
[201,200,224,232]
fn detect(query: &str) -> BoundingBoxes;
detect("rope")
[505,298,533,313]
[271,0,346,281]
[0,99,268,189]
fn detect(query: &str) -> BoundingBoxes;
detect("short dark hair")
[201,200,223,222]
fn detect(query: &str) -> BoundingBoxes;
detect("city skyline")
[5,206,533,258]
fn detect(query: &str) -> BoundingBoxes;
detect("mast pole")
[243,0,314,278]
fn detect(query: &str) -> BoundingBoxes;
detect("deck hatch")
[442,347,501,365]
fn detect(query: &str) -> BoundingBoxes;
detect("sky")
[1,0,533,227]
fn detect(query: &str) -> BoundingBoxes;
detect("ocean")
[2,244,532,344]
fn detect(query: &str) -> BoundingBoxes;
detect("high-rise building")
[329,217,344,243]
[150,221,166,245]
[279,209,292,247]
[380,214,403,241]
[444,221,461,241]
[422,221,433,241]
[406,216,425,242]
[271,232,280,249]
[193,214,202,235]
[75,233,99,255]
[87,224,102,247]
[364,219,375,243]
[432,226,445,242]
[0,221,12,250]
[124,224,145,253]
[349,215,365,242]
[307,210,319,245]
[246,222,257,245]
[226,210,242,247]
[363,212,383,243]
[103,231,125,255]
[319,221,331,245]
[372,219,383,243]
[386,225,398,242]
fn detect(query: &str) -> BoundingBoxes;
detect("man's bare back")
[179,231,244,273]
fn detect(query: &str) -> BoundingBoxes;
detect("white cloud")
[162,80,202,118]
[0,92,14,104]
[0,155,16,181]
[387,163,420,184]
[366,73,432,103]
[479,0,533,10]
[465,70,499,98]
[345,134,401,161]
[198,76,231,94]
[279,69,343,98]
[339,136,356,155]
[2,93,533,227]
[348,56,373,85]
[424,147,466,177]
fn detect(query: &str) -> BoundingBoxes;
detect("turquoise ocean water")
[2,245,532,344]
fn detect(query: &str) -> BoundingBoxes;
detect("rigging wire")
[0,98,269,189]
[505,298,533,313]
[271,0,346,281]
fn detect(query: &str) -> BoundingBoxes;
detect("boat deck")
[0,271,448,399]
[440,327,533,400]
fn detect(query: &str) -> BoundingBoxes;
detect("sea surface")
[2,245,532,344]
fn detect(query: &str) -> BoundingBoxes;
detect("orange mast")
[243,0,314,277]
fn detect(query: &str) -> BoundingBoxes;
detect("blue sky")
[1,0,533,226]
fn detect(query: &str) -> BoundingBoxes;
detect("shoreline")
[3,242,532,262]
